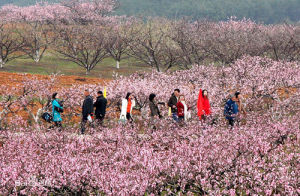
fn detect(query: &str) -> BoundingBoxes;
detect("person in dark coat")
[168,89,180,122]
[149,93,165,130]
[224,92,240,127]
[81,89,94,134]
[149,93,165,117]
[94,91,107,126]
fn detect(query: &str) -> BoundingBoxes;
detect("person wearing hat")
[94,91,107,126]
[52,92,63,129]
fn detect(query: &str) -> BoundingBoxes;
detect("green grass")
[2,52,151,79]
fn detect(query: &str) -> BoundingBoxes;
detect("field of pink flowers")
[0,56,299,195]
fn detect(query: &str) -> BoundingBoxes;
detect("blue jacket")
[52,99,63,122]
[224,99,238,120]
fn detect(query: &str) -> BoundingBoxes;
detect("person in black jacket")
[149,93,165,129]
[94,91,107,126]
[81,89,94,134]
[168,89,180,122]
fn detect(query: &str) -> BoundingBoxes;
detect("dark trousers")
[228,119,235,126]
[178,116,184,122]
[51,121,62,131]
[172,113,179,122]
[96,115,105,126]
[126,113,133,123]
[81,116,89,134]
[54,121,62,127]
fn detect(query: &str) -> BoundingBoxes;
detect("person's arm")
[53,100,63,110]
[102,99,107,115]
[167,97,173,108]
[82,99,88,117]
[93,98,99,107]
[88,99,94,115]
[158,102,165,105]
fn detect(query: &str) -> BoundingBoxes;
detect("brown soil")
[0,72,109,89]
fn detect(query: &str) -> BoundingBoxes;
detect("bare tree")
[53,24,109,74]
[20,22,51,63]
[265,24,300,61]
[170,19,213,68]
[105,24,130,69]
[0,23,26,68]
[126,18,181,72]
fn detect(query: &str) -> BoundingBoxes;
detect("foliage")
[0,55,299,194]
[1,0,300,24]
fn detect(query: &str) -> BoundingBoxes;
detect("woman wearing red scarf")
[197,89,211,120]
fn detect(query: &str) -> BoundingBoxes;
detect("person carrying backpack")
[224,92,240,127]
[52,93,63,129]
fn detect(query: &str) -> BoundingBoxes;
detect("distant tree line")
[0,0,300,24]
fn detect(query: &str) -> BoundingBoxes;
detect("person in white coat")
[120,92,136,123]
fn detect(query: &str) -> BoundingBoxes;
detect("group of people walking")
[50,90,107,134]
[49,88,245,133]
[167,89,211,123]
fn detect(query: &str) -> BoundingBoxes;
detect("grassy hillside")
[1,51,150,78]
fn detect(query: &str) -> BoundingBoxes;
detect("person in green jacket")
[52,93,63,129]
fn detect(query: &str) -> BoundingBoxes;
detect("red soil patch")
[0,72,110,89]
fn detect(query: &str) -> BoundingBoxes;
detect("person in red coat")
[177,95,191,122]
[197,89,211,120]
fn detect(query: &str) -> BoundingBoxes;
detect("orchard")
[0,0,300,195]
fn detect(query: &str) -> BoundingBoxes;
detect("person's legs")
[150,116,157,130]
[95,115,105,128]
[81,118,87,134]
[99,115,105,126]
[178,116,184,122]
[172,113,179,122]
[55,121,62,130]
[228,119,235,127]
[55,121,62,127]
[126,113,133,123]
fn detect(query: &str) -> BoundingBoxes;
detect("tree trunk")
[0,58,4,69]
[116,60,120,69]
[34,49,40,63]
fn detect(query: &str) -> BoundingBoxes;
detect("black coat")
[94,95,107,117]
[168,93,178,113]
[82,95,94,118]
[149,101,159,117]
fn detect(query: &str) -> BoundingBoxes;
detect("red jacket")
[177,101,189,117]
[197,89,211,120]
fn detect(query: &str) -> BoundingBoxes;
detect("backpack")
[42,112,53,123]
